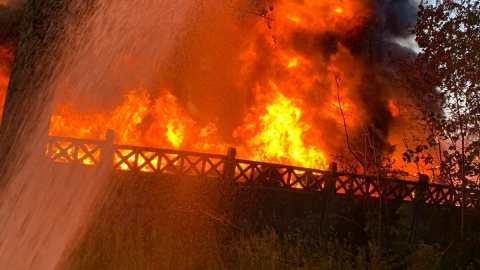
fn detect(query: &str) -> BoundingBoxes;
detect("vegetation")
[60,173,479,269]
[398,1,479,266]
[65,206,461,270]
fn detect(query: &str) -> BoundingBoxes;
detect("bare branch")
[332,70,365,170]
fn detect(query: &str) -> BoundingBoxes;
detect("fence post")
[408,174,429,245]
[223,147,237,182]
[100,129,115,169]
[320,162,338,235]
[417,174,429,199]
[327,162,338,197]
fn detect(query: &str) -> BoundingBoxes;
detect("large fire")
[1,0,411,171]
[234,84,327,168]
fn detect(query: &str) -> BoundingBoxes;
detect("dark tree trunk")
[0,0,97,188]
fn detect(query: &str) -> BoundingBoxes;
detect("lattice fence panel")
[45,136,480,207]
[383,180,417,201]
[303,172,328,191]
[47,137,102,165]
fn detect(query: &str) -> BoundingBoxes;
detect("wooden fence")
[45,131,480,207]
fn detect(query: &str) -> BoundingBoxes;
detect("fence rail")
[45,133,480,207]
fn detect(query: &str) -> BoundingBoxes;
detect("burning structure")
[0,0,421,173]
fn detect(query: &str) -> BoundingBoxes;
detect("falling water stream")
[0,1,195,269]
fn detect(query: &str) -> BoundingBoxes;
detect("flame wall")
[0,0,419,170]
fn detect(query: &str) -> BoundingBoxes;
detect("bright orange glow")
[144,90,194,149]
[109,88,151,144]
[49,88,198,150]
[234,87,328,169]
[166,121,185,148]
[388,99,400,117]
[286,14,301,23]
[0,74,8,120]
[334,7,344,14]
[287,57,299,68]
[138,151,159,172]
[115,149,135,170]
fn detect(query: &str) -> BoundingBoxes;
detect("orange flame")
[49,88,196,150]
[144,90,194,149]
[108,88,151,144]
[388,99,400,117]
[235,85,327,169]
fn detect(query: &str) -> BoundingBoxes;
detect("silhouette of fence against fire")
[45,130,480,208]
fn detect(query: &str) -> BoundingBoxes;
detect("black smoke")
[331,0,419,139]
[286,0,419,152]
[375,0,419,39]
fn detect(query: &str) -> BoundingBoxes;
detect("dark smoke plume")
[375,0,419,38]
[346,0,419,139]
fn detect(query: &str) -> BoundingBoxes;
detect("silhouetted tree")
[0,1,98,187]
[401,0,479,267]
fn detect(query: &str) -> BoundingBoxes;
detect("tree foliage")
[402,0,480,186]
[399,1,480,266]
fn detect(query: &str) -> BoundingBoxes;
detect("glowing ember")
[286,15,301,23]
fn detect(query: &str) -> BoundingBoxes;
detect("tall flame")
[234,85,327,169]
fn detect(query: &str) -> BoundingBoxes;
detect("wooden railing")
[45,132,480,207]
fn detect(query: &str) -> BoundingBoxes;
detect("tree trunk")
[0,2,103,269]
[0,0,96,188]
